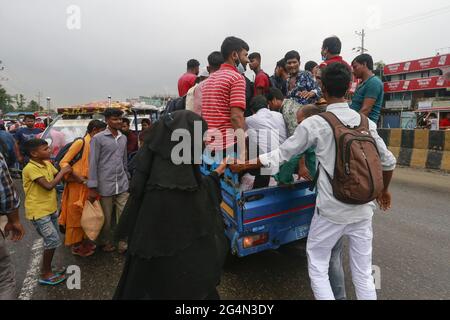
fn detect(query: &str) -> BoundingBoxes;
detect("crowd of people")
[0,115,49,170]
[0,34,397,301]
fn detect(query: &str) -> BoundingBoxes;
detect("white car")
[41,117,93,158]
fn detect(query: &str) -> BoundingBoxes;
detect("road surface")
[4,167,450,300]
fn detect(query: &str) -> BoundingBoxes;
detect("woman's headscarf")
[115,110,220,258]
[143,110,208,190]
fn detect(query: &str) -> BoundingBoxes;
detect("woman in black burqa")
[114,110,229,300]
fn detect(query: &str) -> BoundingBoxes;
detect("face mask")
[234,55,240,67]
[237,62,246,74]
[321,56,327,61]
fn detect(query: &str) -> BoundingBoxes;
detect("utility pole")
[354,29,368,54]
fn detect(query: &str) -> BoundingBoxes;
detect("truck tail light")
[242,233,269,249]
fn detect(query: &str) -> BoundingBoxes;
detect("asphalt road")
[4,167,450,300]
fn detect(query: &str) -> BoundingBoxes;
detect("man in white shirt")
[231,63,396,300]
[246,95,287,155]
[244,95,287,189]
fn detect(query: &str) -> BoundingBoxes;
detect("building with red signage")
[382,54,450,129]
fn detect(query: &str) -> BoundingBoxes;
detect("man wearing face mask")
[202,36,249,162]
[320,36,351,70]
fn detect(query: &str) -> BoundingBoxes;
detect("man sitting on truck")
[231,63,396,300]
[245,95,287,189]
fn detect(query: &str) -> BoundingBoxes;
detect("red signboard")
[384,54,450,76]
[384,76,449,93]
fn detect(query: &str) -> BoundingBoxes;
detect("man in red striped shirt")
[202,36,249,160]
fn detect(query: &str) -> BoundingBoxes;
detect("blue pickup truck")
[200,157,317,258]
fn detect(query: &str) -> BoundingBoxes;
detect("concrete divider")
[378,129,450,172]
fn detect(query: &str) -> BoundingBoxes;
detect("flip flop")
[72,246,95,257]
[39,274,67,286]
[84,242,97,251]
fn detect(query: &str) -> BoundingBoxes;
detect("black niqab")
[115,110,224,259]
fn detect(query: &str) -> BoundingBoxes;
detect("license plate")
[295,225,310,240]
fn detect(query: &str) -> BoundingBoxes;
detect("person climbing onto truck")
[274,104,323,186]
[230,62,396,300]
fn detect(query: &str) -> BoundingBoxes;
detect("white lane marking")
[18,239,44,300]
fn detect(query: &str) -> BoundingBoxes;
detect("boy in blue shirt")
[15,115,43,164]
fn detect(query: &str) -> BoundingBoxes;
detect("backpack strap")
[308,112,342,191]
[357,114,370,131]
[319,112,349,132]
[69,137,86,167]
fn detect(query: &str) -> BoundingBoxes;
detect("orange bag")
[81,200,105,241]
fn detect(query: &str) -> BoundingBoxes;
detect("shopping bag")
[81,200,105,241]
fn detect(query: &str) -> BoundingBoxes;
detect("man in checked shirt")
[0,152,25,300]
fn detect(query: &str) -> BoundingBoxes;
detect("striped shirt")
[202,64,246,151]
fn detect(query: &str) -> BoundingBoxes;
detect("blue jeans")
[329,236,347,300]
[31,212,62,250]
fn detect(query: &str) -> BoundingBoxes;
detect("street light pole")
[108,95,112,108]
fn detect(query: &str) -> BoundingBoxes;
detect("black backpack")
[54,137,85,170]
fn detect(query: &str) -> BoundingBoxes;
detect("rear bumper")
[224,207,314,258]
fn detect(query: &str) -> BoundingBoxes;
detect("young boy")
[15,115,43,165]
[22,139,72,286]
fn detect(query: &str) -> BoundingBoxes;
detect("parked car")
[40,117,93,158]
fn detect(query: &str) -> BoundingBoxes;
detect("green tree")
[27,100,41,112]
[0,85,15,114]
[374,61,386,80]
[15,94,27,110]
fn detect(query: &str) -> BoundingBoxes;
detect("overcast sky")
[0,0,449,107]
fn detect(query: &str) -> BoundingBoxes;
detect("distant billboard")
[384,54,450,76]
[384,76,449,93]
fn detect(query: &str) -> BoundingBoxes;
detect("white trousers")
[306,212,377,300]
